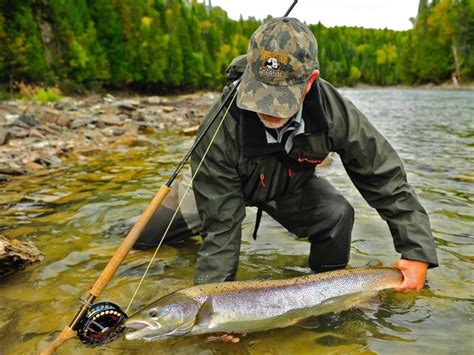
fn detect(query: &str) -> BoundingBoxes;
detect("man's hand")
[207,333,246,343]
[393,259,429,292]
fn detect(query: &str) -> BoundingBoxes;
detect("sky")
[202,0,419,31]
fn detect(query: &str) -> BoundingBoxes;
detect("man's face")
[257,112,291,129]
[255,70,319,130]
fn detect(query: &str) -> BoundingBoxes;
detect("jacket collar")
[234,79,329,158]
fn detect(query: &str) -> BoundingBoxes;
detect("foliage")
[0,0,471,92]
[33,87,63,103]
[17,81,63,103]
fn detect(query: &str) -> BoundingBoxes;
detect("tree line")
[0,0,472,94]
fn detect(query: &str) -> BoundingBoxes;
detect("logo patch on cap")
[258,50,289,81]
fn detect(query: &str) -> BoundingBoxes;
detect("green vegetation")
[0,0,472,94]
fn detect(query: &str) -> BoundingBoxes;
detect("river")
[0,88,472,354]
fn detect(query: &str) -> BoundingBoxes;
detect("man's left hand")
[393,259,429,292]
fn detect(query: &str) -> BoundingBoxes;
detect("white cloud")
[202,0,418,31]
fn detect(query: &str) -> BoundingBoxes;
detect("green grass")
[33,87,63,103]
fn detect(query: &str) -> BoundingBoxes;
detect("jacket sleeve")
[190,99,246,284]
[325,85,438,267]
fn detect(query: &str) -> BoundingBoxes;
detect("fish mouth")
[125,320,154,330]
[125,320,162,341]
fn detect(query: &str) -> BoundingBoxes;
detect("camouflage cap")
[237,17,318,119]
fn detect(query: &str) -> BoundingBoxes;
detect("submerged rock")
[0,235,44,277]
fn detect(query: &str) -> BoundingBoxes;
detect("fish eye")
[149,310,159,318]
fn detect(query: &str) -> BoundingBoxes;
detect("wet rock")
[0,162,27,175]
[8,126,29,138]
[18,113,40,127]
[181,125,199,135]
[29,128,46,139]
[83,129,103,141]
[25,161,44,171]
[101,126,126,137]
[0,174,11,182]
[0,235,44,277]
[69,117,96,129]
[112,100,138,111]
[161,105,176,113]
[0,129,11,145]
[41,109,71,127]
[97,114,123,128]
[0,92,216,184]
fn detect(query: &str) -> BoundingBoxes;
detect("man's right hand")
[207,333,246,343]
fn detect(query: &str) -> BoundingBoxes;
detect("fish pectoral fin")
[292,316,321,329]
[195,296,216,327]
[169,320,195,336]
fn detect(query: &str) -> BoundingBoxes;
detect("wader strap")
[253,206,263,240]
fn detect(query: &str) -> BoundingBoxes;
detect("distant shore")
[351,81,474,90]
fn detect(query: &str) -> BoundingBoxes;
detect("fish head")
[125,292,200,341]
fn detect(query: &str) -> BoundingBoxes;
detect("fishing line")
[125,92,238,313]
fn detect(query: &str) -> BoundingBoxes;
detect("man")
[135,18,438,294]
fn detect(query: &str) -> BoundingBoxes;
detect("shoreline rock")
[0,235,44,277]
[0,92,217,184]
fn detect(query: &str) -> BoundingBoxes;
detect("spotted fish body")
[125,267,403,341]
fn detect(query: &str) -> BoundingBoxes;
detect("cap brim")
[236,68,306,119]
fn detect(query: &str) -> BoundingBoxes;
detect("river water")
[0,88,472,354]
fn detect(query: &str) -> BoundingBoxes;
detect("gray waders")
[134,168,354,274]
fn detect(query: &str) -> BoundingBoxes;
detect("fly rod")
[40,1,298,353]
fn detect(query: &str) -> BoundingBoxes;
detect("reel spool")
[76,302,127,345]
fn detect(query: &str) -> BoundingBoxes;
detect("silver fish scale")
[201,269,399,331]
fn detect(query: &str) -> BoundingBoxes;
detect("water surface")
[0,88,472,354]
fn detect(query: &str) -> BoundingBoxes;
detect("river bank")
[0,92,216,184]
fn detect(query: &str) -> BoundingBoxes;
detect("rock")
[18,113,40,127]
[25,161,44,170]
[101,127,126,137]
[141,96,161,105]
[104,93,116,103]
[83,129,103,141]
[0,162,27,175]
[69,117,96,129]
[181,125,199,135]
[112,100,138,111]
[0,235,44,277]
[9,126,29,138]
[4,114,20,125]
[161,105,176,113]
[96,114,123,128]
[29,128,46,139]
[0,174,11,182]
[137,122,155,133]
[0,129,11,145]
[41,109,72,127]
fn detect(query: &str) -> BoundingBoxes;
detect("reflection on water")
[0,89,473,354]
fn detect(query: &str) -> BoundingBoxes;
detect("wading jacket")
[190,60,438,285]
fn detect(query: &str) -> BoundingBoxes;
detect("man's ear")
[304,70,320,95]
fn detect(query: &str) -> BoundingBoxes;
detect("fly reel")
[76,302,127,345]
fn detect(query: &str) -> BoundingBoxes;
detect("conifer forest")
[0,0,472,94]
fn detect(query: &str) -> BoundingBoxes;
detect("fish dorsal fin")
[365,260,383,267]
[195,296,215,327]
